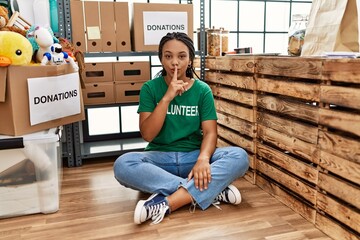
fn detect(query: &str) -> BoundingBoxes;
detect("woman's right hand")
[163,66,188,102]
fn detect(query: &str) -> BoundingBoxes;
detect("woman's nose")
[171,59,179,66]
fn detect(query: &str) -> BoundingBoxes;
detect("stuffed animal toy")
[41,43,79,71]
[58,37,86,88]
[26,25,59,63]
[58,37,76,59]
[0,31,33,66]
[0,6,27,37]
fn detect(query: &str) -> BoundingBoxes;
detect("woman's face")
[161,39,191,81]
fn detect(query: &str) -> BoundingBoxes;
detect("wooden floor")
[0,157,333,240]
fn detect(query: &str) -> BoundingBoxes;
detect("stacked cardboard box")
[70,1,193,53]
[131,3,194,52]
[82,61,150,105]
[70,1,131,53]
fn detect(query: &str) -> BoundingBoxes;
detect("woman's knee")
[227,146,250,175]
[113,152,136,180]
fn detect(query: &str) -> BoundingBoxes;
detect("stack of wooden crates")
[195,56,359,240]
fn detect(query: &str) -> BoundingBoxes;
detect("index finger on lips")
[172,66,178,82]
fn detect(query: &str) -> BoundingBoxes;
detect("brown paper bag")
[301,0,359,56]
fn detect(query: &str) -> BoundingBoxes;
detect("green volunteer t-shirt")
[138,76,218,152]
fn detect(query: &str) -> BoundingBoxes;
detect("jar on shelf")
[220,28,229,55]
[288,14,308,56]
[207,27,221,56]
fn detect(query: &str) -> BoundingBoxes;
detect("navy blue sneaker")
[214,184,242,205]
[134,193,170,224]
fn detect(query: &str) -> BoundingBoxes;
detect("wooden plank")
[257,143,318,184]
[319,108,360,137]
[318,172,360,209]
[248,154,255,170]
[215,99,255,122]
[257,77,320,101]
[319,130,360,164]
[320,151,360,185]
[257,124,319,164]
[203,57,216,69]
[244,169,256,184]
[256,56,323,80]
[218,125,255,153]
[216,136,256,170]
[205,56,255,73]
[317,192,360,233]
[206,72,255,90]
[320,85,360,110]
[257,95,319,123]
[217,111,256,138]
[257,112,318,144]
[322,59,360,83]
[256,174,316,223]
[209,83,255,106]
[217,137,230,148]
[257,160,317,204]
[316,213,360,240]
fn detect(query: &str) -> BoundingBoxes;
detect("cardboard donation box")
[132,3,193,51]
[0,64,85,136]
[114,61,150,103]
[0,128,61,218]
[113,61,150,82]
[83,62,114,83]
[83,82,116,105]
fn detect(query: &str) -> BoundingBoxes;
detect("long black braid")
[157,32,200,79]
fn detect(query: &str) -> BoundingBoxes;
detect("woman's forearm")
[140,98,171,142]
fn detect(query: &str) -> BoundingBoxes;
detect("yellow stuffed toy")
[0,31,33,66]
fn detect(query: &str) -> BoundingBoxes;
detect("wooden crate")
[255,56,322,223]
[203,56,257,183]
[204,56,360,240]
[315,59,360,239]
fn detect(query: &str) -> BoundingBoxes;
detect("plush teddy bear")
[0,6,27,37]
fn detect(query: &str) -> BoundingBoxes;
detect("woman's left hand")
[188,158,211,191]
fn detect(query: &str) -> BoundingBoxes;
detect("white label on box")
[87,26,101,40]
[143,11,188,45]
[27,72,81,126]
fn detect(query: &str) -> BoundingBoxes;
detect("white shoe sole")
[134,193,158,224]
[228,184,242,205]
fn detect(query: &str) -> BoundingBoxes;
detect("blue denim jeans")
[113,146,249,210]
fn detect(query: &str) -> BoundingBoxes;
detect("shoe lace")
[211,190,226,210]
[148,203,169,225]
[216,189,227,202]
[212,200,222,210]
[189,201,197,213]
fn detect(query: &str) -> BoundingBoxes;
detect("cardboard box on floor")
[132,3,194,52]
[0,64,85,136]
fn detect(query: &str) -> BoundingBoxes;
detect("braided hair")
[158,32,198,79]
